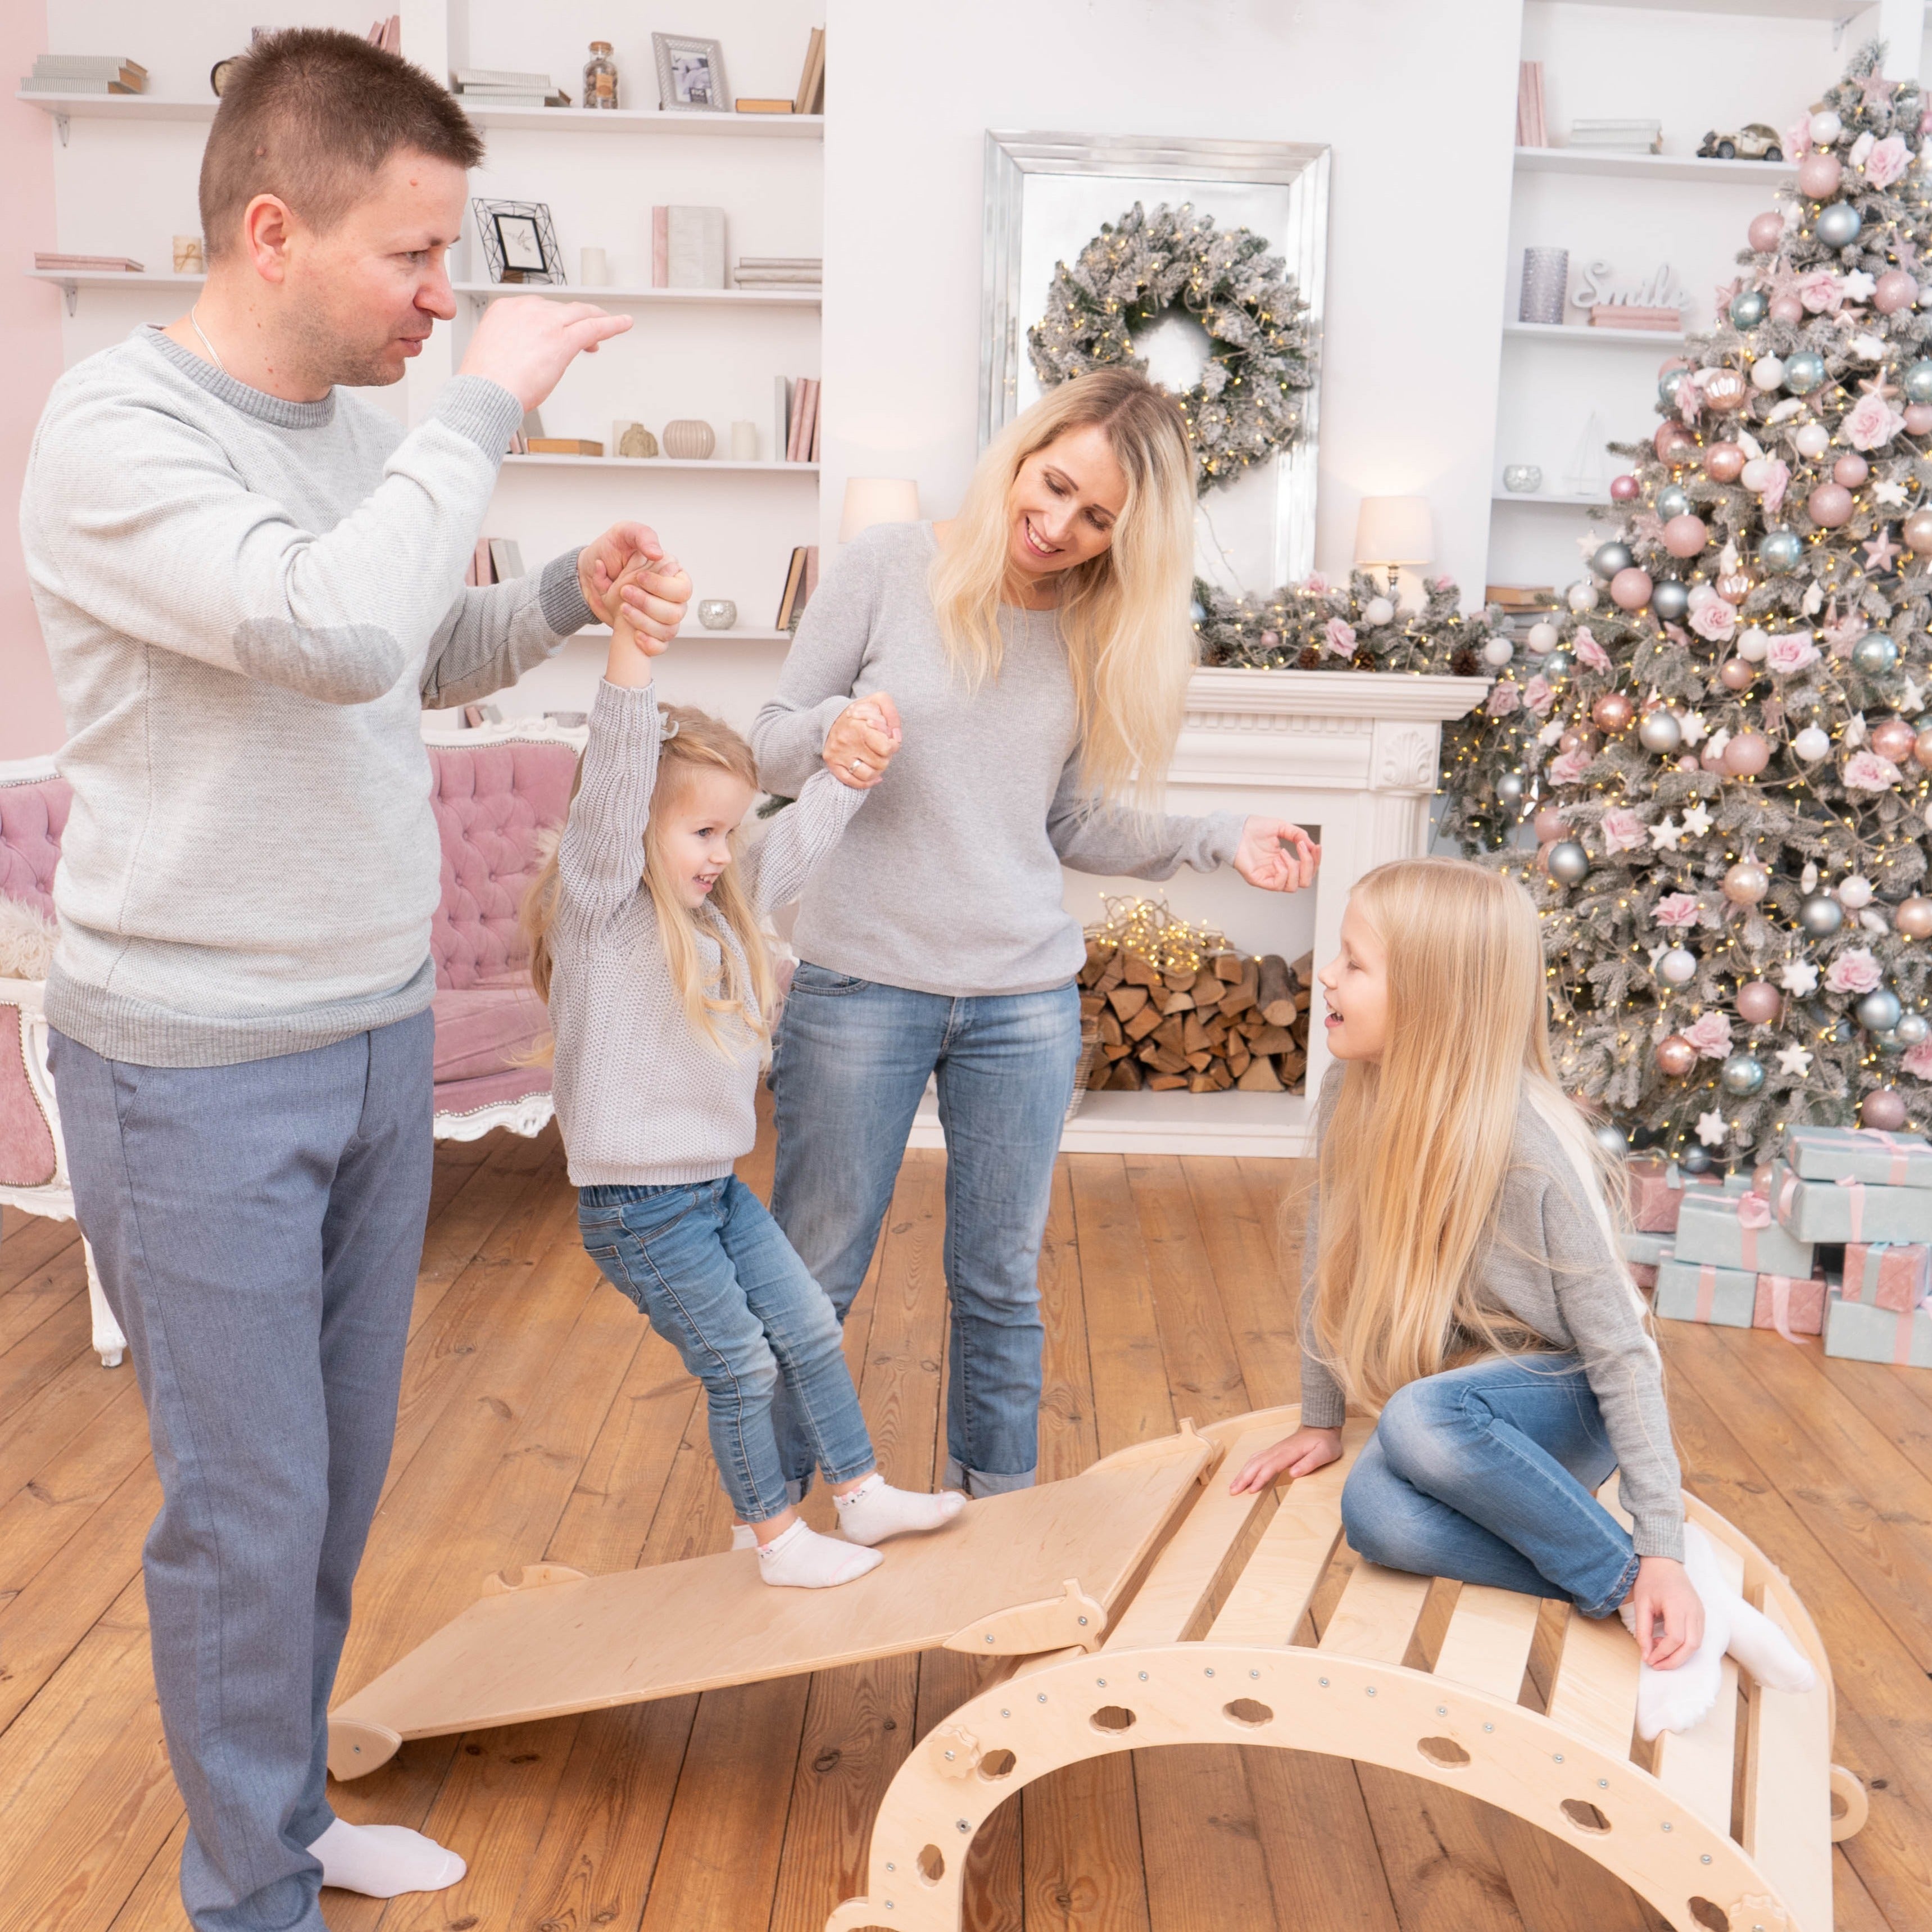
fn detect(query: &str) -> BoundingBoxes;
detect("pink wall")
[1,0,67,760]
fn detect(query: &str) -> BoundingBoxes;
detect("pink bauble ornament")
[1894,896,1932,938]
[1533,808,1568,844]
[1678,755,1701,773]
[1591,693,1635,732]
[1769,294,1805,325]
[1704,442,1745,483]
[1871,718,1918,762]
[1874,269,1919,315]
[1832,452,1870,487]
[1905,509,1932,554]
[1915,727,1932,768]
[1862,1090,1910,1131]
[1701,740,1729,773]
[1609,566,1654,611]
[1908,403,1932,435]
[1723,860,1771,905]
[1807,482,1854,527]
[1702,368,1748,414]
[1797,151,1842,199]
[1748,211,1786,252]
[1722,731,1771,775]
[1655,424,1695,464]
[1610,473,1640,502]
[1558,728,1595,755]
[1720,657,1756,691]
[1736,981,1783,1025]
[1662,513,1709,557]
[1656,1035,1698,1077]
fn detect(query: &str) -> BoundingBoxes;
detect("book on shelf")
[1566,119,1663,153]
[775,545,821,629]
[733,271,822,287]
[1486,584,1559,614]
[739,257,822,269]
[524,438,604,456]
[1589,304,1681,331]
[774,376,792,462]
[735,97,795,114]
[365,16,400,54]
[488,538,525,580]
[653,206,726,289]
[785,378,821,462]
[1515,60,1545,148]
[466,538,492,587]
[794,26,826,115]
[35,252,143,272]
[25,53,147,92]
[456,68,551,87]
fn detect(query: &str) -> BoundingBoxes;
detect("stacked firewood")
[1080,944,1312,1094]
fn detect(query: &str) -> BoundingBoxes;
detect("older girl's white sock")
[833,1472,967,1547]
[306,1819,465,1897]
[757,1517,882,1588]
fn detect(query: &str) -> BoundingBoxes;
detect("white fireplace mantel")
[910,668,1492,1159]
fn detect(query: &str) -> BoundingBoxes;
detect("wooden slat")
[1652,1536,1745,1836]
[1544,1606,1640,1761]
[1431,1584,1542,1701]
[1206,1427,1362,1645]
[1744,1592,1835,1932]
[1317,1559,1433,1665]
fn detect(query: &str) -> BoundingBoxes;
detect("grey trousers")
[49,1013,434,1932]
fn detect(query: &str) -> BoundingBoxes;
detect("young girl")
[525,559,963,1588]
[1230,858,1813,1738]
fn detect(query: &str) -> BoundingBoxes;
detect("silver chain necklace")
[188,303,229,375]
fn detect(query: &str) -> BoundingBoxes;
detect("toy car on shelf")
[1699,124,1784,161]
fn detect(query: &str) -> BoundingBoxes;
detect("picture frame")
[653,33,728,113]
[472,198,565,286]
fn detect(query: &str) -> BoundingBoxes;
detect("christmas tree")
[1449,45,1932,1171]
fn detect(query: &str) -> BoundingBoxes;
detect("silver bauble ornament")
[1592,541,1635,579]
[1856,987,1903,1033]
[1798,892,1845,936]
[1904,360,1932,405]
[1729,291,1769,328]
[1813,202,1862,248]
[1680,1146,1714,1174]
[1876,1027,1907,1056]
[1757,529,1803,573]
[1659,947,1698,985]
[1658,370,1688,408]
[1720,1053,1766,1096]
[1781,349,1827,393]
[1591,1121,1629,1159]
[1655,484,1693,521]
[1546,840,1590,886]
[1894,1012,1931,1048]
[1637,708,1683,754]
[1496,772,1526,806]
[1543,649,1573,678]
[1852,631,1900,675]
[1650,580,1691,621]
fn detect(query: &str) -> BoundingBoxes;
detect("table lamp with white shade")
[838,477,921,543]
[1353,495,1434,608]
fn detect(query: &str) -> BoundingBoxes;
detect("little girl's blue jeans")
[577,1176,877,1523]
[1339,1353,1642,1619]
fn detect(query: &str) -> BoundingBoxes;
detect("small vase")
[1502,464,1543,494]
[661,419,716,460]
[698,599,737,631]
[584,42,618,109]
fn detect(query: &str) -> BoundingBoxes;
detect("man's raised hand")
[459,296,633,414]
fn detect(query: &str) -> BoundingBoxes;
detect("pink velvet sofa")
[0,719,584,1363]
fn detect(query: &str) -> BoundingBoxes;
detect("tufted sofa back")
[427,738,579,990]
[0,770,70,920]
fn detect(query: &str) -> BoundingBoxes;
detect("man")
[18,29,688,1932]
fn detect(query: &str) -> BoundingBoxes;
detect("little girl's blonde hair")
[521,705,777,1055]
[1307,857,1628,1414]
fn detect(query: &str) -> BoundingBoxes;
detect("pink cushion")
[0,777,70,920]
[433,1064,555,1120]
[428,741,578,990]
[0,1005,58,1187]
[432,985,551,1083]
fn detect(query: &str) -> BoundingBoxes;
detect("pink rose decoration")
[1823,607,1865,652]
[1690,599,1737,642]
[1575,633,1612,672]
[1843,750,1904,791]
[1654,892,1703,930]
[1303,572,1330,595]
[1600,808,1645,853]
[1765,633,1821,677]
[1523,675,1555,716]
[1432,573,1454,592]
[1684,1012,1734,1060]
[1904,1039,1932,1081]
[1486,680,1520,716]
[1786,117,1812,160]
[1798,270,1844,314]
[1826,947,1883,995]
[1738,1192,1771,1231]
[1758,459,1790,517]
[1844,389,1906,450]
[1867,133,1911,188]
[1548,747,1590,785]
[1324,616,1357,657]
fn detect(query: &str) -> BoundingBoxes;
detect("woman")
[750,367,1318,1500]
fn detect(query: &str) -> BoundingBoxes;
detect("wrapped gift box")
[1823,1289,1932,1366]
[1655,1257,1756,1328]
[1753,1272,1826,1339]
[1621,1228,1675,1267]
[1631,1260,1662,1290]
[1771,1163,1932,1245]
[1785,1124,1932,1190]
[1843,1241,1932,1313]
[1627,1159,1719,1233]
[1673,1189,1813,1278]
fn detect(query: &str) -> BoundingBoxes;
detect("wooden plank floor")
[1,1114,1928,1931]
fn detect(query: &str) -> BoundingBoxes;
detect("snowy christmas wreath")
[1027,201,1317,495]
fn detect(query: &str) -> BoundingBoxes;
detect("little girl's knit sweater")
[547,679,864,1186]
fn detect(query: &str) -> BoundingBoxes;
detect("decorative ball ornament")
[1609,567,1653,611]
[1610,473,1639,502]
[1832,453,1870,488]
[1659,947,1698,985]
[1714,568,1752,605]
[1362,596,1395,627]
[1813,202,1862,248]
[1782,351,1827,394]
[1567,580,1599,614]
[1702,368,1748,413]
[1792,420,1831,460]
[1875,269,1920,315]
[1903,509,1932,554]
[1662,513,1709,557]
[1799,892,1845,936]
[1917,726,1932,767]
[1864,1090,1911,1131]
[1526,620,1559,654]
[1543,649,1573,679]
[1797,152,1843,198]
[1853,631,1901,675]
[1592,1121,1629,1159]
[1592,541,1635,579]
[1757,529,1803,573]
[1720,657,1756,692]
[1736,981,1782,1025]
[1656,1035,1698,1077]
[1658,369,1689,409]
[1720,1053,1767,1097]
[1702,447,1745,487]
[1480,637,1515,669]
[1655,423,1696,465]
[1545,840,1590,887]
[1741,457,1775,491]
[1747,211,1785,252]
[1809,108,1843,144]
[1895,1012,1932,1047]
[1636,707,1683,753]
[1654,483,1693,521]
[1807,483,1854,528]
[1533,808,1568,844]
[1793,724,1831,760]
[1870,718,1918,761]
[1895,896,1932,939]
[1495,772,1526,806]
[1769,295,1805,325]
[1738,628,1770,662]
[1835,874,1874,910]
[1907,403,1932,438]
[1722,860,1770,904]
[1856,987,1904,1034]
[1750,356,1786,393]
[1728,291,1768,329]
[1907,361,1932,405]
[1591,693,1636,732]
[1681,1145,1715,1175]
[1650,579,1691,621]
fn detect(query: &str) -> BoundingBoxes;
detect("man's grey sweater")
[751,520,1244,997]
[20,327,593,1067]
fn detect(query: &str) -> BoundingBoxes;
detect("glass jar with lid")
[583,42,618,109]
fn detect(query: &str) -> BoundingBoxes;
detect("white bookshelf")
[1502,320,1686,347]
[1514,144,1798,184]
[505,455,817,473]
[453,282,819,310]
[1493,489,1616,509]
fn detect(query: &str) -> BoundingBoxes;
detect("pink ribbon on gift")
[1835,1175,1866,1244]
[1762,1273,1802,1345]
[1695,1264,1716,1323]
[1737,1190,1770,1270]
[1869,1128,1911,1186]
[1895,1303,1916,1367]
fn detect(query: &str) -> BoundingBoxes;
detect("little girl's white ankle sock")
[757,1517,882,1588]
[307,1819,465,1898]
[833,1472,968,1548]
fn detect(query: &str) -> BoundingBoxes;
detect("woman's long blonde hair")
[930,368,1198,806]
[1308,858,1629,1413]
[521,706,777,1056]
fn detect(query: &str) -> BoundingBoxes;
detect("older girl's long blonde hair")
[1308,858,1628,1414]
[521,706,777,1055]
[930,368,1198,806]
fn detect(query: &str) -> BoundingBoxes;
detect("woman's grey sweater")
[1298,1067,1685,1561]
[750,520,1244,997]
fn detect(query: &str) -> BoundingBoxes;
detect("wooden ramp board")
[329,1422,1215,1776]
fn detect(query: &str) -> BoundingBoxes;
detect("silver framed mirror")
[981,130,1330,595]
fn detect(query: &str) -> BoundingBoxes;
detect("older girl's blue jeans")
[1340,1354,1641,1620]
[577,1177,876,1524]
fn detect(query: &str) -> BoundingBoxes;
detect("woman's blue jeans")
[768,964,1082,1496]
[1340,1354,1640,1619]
[577,1176,876,1524]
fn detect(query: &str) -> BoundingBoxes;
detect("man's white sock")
[307,1819,465,1898]
[757,1517,883,1588]
[833,1472,967,1547]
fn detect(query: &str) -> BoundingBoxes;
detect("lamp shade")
[838,477,921,543]
[1353,495,1434,566]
